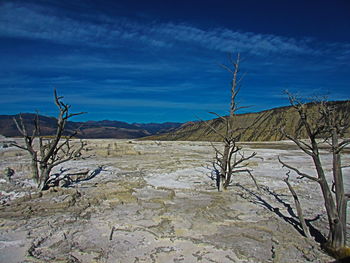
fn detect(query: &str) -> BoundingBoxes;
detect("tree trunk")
[30,155,39,183]
[217,173,225,192]
[314,155,345,249]
[332,130,347,246]
[38,166,51,191]
[221,144,230,191]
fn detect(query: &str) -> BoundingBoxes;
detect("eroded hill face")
[146,101,350,142]
[1,139,348,262]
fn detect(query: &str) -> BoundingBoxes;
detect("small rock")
[4,167,15,182]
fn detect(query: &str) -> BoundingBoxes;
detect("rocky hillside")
[0,114,181,139]
[146,100,350,142]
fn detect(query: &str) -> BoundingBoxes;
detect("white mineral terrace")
[0,138,349,262]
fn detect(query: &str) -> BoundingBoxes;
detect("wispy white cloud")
[1,1,349,122]
[0,2,170,48]
[2,1,346,57]
[150,23,316,55]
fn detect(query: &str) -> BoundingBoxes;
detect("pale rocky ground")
[0,137,349,263]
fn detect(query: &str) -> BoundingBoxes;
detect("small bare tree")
[278,92,350,255]
[13,90,86,190]
[207,53,258,191]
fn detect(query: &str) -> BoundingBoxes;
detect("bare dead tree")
[207,53,258,191]
[278,92,350,254]
[12,90,86,190]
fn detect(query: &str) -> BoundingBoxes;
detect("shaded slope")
[0,114,182,139]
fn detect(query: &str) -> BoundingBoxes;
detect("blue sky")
[0,0,349,123]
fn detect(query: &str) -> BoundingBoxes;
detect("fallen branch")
[109,226,115,241]
[284,173,311,239]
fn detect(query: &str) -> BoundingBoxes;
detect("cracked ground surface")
[1,139,349,262]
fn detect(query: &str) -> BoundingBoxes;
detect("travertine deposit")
[1,138,349,262]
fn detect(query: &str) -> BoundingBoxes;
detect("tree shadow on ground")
[329,258,350,263]
[235,183,327,244]
[48,165,107,188]
[76,165,106,183]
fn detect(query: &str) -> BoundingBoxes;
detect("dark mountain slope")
[0,114,182,139]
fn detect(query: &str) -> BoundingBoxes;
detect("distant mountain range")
[145,100,350,142]
[0,114,182,139]
[2,100,349,141]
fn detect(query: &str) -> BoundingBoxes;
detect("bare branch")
[219,63,234,74]
[200,116,226,141]
[231,151,256,169]
[208,112,227,123]
[337,139,350,153]
[284,173,311,239]
[232,169,259,190]
[236,72,247,88]
[331,182,336,194]
[11,143,29,151]
[281,128,313,156]
[210,142,223,156]
[67,111,87,119]
[235,105,253,112]
[13,115,26,137]
[278,156,319,182]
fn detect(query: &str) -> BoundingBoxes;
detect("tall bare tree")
[13,90,86,190]
[279,92,350,254]
[207,53,258,191]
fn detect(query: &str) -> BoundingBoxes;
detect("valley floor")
[1,138,349,262]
